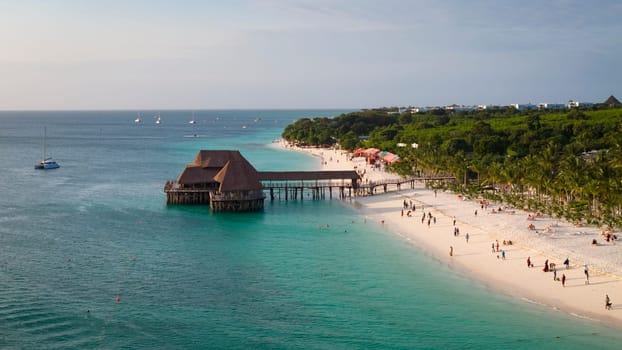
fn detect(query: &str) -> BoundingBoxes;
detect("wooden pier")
[164,149,455,212]
[355,176,457,196]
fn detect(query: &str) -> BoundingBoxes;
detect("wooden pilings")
[262,184,355,201]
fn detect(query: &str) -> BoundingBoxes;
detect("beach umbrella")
[353,148,366,157]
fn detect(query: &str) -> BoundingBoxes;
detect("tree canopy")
[282,105,622,229]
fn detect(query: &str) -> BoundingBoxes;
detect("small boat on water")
[155,114,161,125]
[189,112,196,124]
[134,113,142,124]
[35,127,60,170]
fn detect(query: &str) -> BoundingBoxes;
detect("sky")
[0,0,620,110]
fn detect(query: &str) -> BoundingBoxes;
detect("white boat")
[34,127,60,170]
[155,114,161,125]
[134,113,142,124]
[189,112,196,124]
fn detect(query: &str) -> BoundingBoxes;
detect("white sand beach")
[281,141,622,329]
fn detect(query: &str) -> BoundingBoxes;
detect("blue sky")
[1,0,620,109]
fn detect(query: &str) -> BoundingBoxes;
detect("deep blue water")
[1,110,621,349]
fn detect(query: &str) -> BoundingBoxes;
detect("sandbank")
[279,140,622,329]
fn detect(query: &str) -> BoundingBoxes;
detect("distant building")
[537,103,566,110]
[445,104,475,112]
[511,103,537,111]
[603,95,621,106]
[567,100,594,108]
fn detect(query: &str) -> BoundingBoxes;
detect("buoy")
[115,296,121,302]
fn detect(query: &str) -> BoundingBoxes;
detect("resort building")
[537,103,565,110]
[604,95,621,106]
[567,100,594,108]
[164,150,265,211]
[511,103,537,111]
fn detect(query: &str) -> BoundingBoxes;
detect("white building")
[567,100,594,108]
[511,103,537,111]
[537,103,566,109]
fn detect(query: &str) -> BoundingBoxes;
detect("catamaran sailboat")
[34,127,60,170]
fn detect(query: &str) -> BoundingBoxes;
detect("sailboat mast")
[42,127,46,161]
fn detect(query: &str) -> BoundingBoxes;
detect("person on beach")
[465,233,469,243]
[564,258,570,269]
[606,294,612,310]
[453,218,456,226]
[544,259,549,272]
[474,210,478,216]
[495,240,499,252]
[527,257,531,268]
[501,250,506,260]
[584,265,589,284]
[562,274,566,287]
[553,268,557,281]
[491,243,495,253]
[449,246,453,257]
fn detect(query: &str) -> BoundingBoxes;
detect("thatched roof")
[177,164,220,185]
[604,95,621,106]
[214,160,263,191]
[193,150,247,168]
[177,150,262,191]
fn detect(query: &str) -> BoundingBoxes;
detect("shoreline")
[277,140,622,330]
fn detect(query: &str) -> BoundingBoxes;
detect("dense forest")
[282,103,622,229]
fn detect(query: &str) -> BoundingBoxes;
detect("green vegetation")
[282,105,622,229]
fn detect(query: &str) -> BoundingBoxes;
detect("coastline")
[277,140,622,330]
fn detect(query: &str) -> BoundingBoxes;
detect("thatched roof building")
[169,150,265,211]
[604,95,621,106]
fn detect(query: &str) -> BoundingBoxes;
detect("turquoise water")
[1,110,620,349]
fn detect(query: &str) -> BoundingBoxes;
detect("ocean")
[0,110,620,349]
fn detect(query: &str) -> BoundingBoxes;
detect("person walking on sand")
[449,246,453,257]
[491,243,495,253]
[562,274,566,287]
[606,294,612,310]
[495,240,499,252]
[527,256,531,268]
[584,265,589,284]
[553,268,557,281]
[465,232,469,243]
[501,250,506,260]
